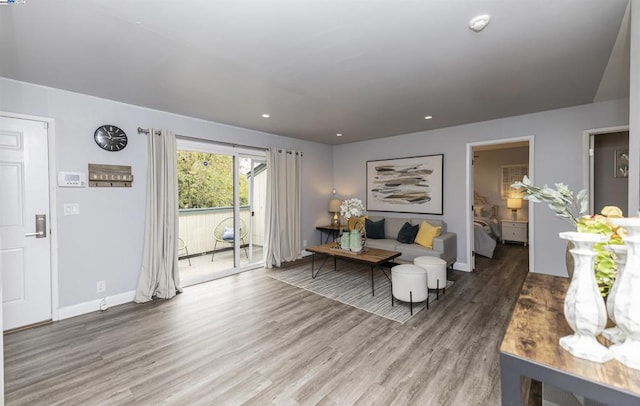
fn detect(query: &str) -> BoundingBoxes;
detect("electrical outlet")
[303,240,307,247]
[96,280,106,293]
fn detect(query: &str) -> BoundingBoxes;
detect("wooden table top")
[500,272,640,395]
[305,243,401,265]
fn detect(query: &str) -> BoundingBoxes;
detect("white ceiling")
[0,0,630,145]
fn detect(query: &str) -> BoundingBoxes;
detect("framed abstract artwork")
[501,164,528,199]
[366,154,443,214]
[614,149,629,178]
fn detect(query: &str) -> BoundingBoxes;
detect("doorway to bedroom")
[467,138,533,272]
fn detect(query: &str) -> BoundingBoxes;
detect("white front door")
[0,116,52,331]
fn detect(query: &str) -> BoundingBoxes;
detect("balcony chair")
[178,237,191,266]
[211,217,249,261]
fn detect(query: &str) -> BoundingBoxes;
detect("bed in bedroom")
[473,193,502,258]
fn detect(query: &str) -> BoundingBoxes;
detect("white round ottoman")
[414,256,447,300]
[391,264,429,315]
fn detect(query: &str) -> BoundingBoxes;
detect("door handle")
[25,214,46,238]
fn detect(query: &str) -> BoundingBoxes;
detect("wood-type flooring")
[4,243,530,405]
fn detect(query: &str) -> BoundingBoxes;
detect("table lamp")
[507,198,522,220]
[329,199,341,226]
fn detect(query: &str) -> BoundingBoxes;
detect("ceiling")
[0,1,630,145]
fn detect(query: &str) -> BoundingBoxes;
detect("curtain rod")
[137,127,268,152]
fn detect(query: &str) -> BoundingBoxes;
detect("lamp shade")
[329,199,342,212]
[507,198,522,210]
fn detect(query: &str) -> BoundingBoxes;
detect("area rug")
[268,260,453,324]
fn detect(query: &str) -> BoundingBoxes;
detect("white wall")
[474,146,530,221]
[333,99,630,275]
[0,77,333,309]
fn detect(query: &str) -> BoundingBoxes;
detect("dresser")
[501,219,528,246]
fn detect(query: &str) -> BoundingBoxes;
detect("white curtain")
[135,128,182,303]
[265,148,302,267]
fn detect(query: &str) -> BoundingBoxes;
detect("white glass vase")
[607,218,640,370]
[340,230,350,250]
[602,244,628,344]
[558,231,612,363]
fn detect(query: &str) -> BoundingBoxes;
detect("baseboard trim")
[57,290,135,320]
[454,261,471,272]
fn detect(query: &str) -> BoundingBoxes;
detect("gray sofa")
[364,216,457,268]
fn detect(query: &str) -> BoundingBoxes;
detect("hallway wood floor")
[4,244,530,405]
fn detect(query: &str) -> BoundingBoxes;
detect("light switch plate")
[63,203,80,215]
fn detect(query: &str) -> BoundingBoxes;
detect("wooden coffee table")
[305,243,401,296]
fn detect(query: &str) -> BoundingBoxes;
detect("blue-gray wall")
[0,77,333,308]
[333,99,630,275]
[0,74,632,309]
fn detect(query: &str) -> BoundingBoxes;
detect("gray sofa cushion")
[366,238,396,252]
[395,243,442,262]
[384,217,407,240]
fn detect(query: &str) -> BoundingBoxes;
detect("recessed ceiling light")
[261,114,270,118]
[424,115,433,120]
[336,133,342,137]
[469,14,491,32]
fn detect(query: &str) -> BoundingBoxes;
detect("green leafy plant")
[511,175,588,227]
[576,214,624,297]
[511,176,623,296]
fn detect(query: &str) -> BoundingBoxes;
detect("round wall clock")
[94,125,128,151]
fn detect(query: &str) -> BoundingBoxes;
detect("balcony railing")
[178,206,264,257]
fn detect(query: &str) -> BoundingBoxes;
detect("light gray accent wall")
[474,146,530,221]
[594,131,629,214]
[333,99,629,275]
[0,77,333,307]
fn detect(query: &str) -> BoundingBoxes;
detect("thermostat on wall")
[58,171,87,187]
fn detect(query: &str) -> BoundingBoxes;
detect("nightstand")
[501,220,528,246]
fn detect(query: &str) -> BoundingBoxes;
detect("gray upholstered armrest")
[433,232,457,267]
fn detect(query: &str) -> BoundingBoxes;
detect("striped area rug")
[268,259,453,324]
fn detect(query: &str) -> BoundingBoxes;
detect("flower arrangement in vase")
[340,198,365,220]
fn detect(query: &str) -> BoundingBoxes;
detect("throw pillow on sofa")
[473,205,484,217]
[415,221,442,248]
[365,218,385,239]
[397,222,419,244]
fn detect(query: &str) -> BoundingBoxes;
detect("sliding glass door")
[238,155,267,268]
[176,139,265,286]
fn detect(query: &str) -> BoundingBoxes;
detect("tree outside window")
[177,151,249,209]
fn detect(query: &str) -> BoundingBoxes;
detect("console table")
[500,272,640,405]
[316,224,342,244]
